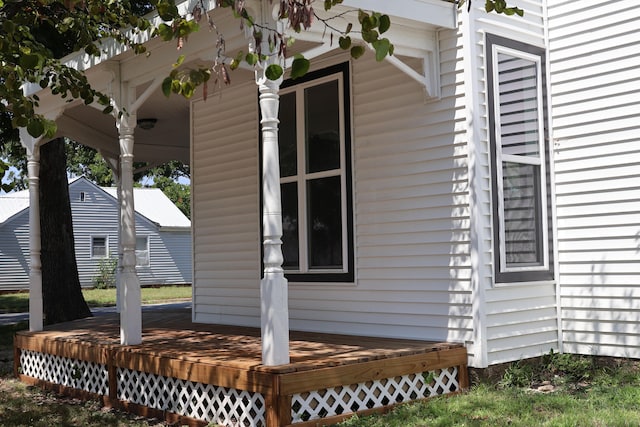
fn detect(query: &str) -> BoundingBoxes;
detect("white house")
[13,0,640,369]
[0,176,192,290]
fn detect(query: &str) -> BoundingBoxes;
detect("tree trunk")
[39,138,92,324]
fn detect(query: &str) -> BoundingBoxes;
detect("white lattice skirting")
[118,368,266,427]
[291,367,460,423]
[19,350,460,426]
[19,350,109,395]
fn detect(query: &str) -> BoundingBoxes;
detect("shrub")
[93,257,118,289]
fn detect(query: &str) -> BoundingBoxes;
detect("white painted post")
[117,114,142,345]
[257,61,290,366]
[23,132,43,332]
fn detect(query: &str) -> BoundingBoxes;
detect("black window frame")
[486,34,554,284]
[260,62,354,283]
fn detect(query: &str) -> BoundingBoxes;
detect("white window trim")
[279,71,349,275]
[491,43,550,276]
[90,235,109,259]
[135,235,150,268]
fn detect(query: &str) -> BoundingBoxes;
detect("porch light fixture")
[137,118,157,130]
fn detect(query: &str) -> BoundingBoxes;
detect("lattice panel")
[19,350,108,395]
[118,368,265,427]
[291,367,459,423]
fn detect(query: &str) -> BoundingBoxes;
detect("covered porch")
[14,307,468,427]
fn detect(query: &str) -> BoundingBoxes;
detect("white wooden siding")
[286,51,474,344]
[191,79,262,326]
[190,49,475,346]
[548,0,640,358]
[466,0,558,366]
[0,214,30,290]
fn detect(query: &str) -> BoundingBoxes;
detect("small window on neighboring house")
[266,62,354,283]
[91,236,108,258]
[486,34,554,283]
[135,236,150,267]
[79,191,85,202]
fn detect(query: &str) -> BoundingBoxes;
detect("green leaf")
[3,19,15,35]
[162,77,173,97]
[102,105,114,115]
[27,118,45,138]
[290,57,310,80]
[156,23,174,41]
[19,54,40,70]
[362,29,378,43]
[245,52,259,66]
[373,38,390,62]
[14,116,28,128]
[173,54,185,67]
[181,81,195,98]
[157,0,179,21]
[379,15,391,34]
[350,45,365,59]
[265,64,283,81]
[339,36,351,50]
[43,120,58,139]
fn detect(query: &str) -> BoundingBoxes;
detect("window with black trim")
[272,62,354,282]
[486,34,554,283]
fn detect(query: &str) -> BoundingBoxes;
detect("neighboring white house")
[14,0,640,368]
[0,176,192,290]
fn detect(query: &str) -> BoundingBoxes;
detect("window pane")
[305,80,340,173]
[281,182,299,269]
[497,53,540,158]
[502,162,543,267]
[135,237,149,267]
[279,92,297,177]
[92,237,106,257]
[307,176,342,269]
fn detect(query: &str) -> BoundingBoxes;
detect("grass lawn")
[0,285,191,313]
[338,355,640,427]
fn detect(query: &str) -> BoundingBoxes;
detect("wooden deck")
[14,306,468,427]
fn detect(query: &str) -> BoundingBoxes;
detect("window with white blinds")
[487,34,554,283]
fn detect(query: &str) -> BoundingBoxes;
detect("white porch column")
[117,115,142,345]
[22,130,43,332]
[258,70,290,365]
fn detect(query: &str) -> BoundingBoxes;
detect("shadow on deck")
[14,307,468,426]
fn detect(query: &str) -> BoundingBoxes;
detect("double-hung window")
[276,62,354,282]
[91,236,108,258]
[487,34,554,283]
[135,236,150,267]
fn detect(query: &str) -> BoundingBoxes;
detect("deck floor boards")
[24,306,462,374]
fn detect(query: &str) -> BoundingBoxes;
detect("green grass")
[338,356,640,427]
[0,285,191,313]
